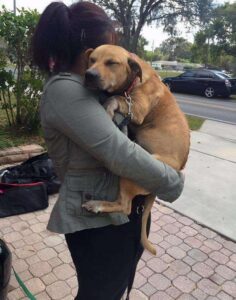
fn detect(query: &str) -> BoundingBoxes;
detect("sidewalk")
[167,120,236,242]
[1,120,236,300]
[3,198,236,300]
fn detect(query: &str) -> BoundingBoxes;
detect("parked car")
[162,69,236,98]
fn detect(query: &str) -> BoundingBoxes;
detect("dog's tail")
[141,195,156,255]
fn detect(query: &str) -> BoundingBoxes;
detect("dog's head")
[84,45,142,93]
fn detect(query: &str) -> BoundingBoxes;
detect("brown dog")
[83,45,190,255]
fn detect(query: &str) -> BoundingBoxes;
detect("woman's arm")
[44,78,184,202]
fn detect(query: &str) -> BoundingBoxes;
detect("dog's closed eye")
[105,59,119,66]
[90,57,96,64]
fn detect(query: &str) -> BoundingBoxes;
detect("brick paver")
[1,196,236,299]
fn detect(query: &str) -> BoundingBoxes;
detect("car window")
[181,71,195,78]
[195,71,214,78]
[215,72,231,79]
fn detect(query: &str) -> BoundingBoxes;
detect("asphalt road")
[174,93,236,125]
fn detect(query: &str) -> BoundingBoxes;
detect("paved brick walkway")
[1,195,236,300]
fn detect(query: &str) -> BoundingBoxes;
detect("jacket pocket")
[65,173,110,217]
[66,190,96,217]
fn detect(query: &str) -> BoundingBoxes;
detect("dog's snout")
[85,69,100,82]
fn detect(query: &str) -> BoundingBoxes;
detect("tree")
[211,2,236,57]
[143,48,164,62]
[159,37,193,61]
[191,2,236,72]
[136,36,149,58]
[0,7,43,132]
[191,30,211,65]
[92,0,214,52]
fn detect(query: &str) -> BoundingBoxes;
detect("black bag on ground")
[0,182,48,218]
[0,152,60,195]
[0,239,12,300]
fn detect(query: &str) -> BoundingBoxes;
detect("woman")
[32,2,184,300]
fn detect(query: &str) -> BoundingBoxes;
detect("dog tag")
[124,92,133,119]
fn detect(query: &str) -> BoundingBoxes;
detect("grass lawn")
[186,115,204,130]
[0,128,45,150]
[231,95,236,101]
[0,104,204,150]
[0,108,45,150]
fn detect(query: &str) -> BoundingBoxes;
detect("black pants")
[65,196,151,300]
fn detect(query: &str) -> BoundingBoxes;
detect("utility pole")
[13,0,16,14]
[150,40,154,65]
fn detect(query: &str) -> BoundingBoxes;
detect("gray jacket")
[40,73,184,234]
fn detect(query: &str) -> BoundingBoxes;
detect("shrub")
[0,46,7,68]
[0,6,43,133]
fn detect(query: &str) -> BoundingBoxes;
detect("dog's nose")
[85,69,100,83]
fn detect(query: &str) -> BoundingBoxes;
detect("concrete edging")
[0,144,44,165]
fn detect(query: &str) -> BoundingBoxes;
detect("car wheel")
[165,82,172,91]
[204,87,215,98]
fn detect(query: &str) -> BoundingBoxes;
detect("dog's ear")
[85,48,94,63]
[128,58,142,82]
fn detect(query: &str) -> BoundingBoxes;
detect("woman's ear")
[128,58,142,82]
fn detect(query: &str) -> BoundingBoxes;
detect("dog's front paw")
[103,97,119,119]
[82,200,103,214]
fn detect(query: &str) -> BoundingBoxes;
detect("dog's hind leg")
[82,178,147,214]
[82,198,128,214]
[82,191,135,215]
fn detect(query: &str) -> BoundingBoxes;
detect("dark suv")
[162,69,236,98]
